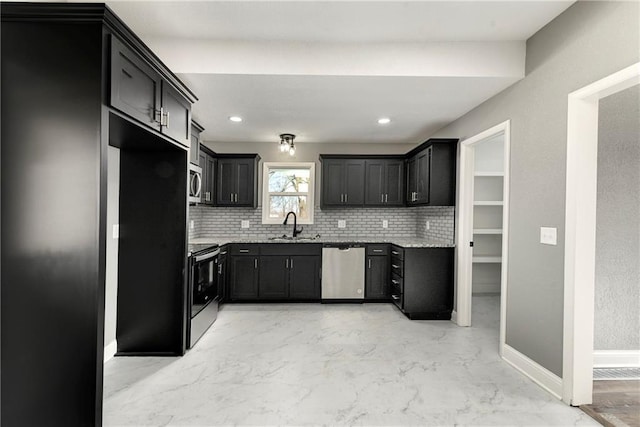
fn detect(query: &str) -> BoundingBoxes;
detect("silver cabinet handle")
[392,264,400,269]
[230,193,233,202]
[392,279,399,285]
[385,194,388,203]
[345,194,348,203]
[254,258,258,269]
[391,251,399,255]
[381,194,384,202]
[286,258,289,269]
[235,193,238,202]
[368,259,372,269]
[239,249,249,253]
[165,110,170,128]
[290,258,294,269]
[391,295,400,301]
[341,194,344,203]
[218,264,222,274]
[373,249,382,253]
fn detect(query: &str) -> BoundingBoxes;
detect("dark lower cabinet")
[289,256,321,299]
[259,256,289,299]
[365,255,390,300]
[228,244,321,301]
[391,245,454,320]
[218,246,228,301]
[230,256,259,299]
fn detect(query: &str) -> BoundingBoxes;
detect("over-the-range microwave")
[189,164,202,204]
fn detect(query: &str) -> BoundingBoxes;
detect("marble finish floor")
[104,296,597,426]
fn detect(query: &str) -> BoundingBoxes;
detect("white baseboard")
[502,344,563,399]
[104,340,117,363]
[593,350,640,368]
[451,310,458,324]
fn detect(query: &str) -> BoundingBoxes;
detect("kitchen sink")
[267,235,320,242]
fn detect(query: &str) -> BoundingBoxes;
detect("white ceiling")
[101,0,575,144]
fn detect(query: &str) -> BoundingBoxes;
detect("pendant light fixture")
[279,133,296,156]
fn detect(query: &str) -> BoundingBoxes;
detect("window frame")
[261,162,316,225]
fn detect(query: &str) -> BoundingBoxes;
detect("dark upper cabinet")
[259,256,289,299]
[190,121,203,165]
[215,155,260,207]
[289,256,321,299]
[406,140,457,206]
[198,145,216,206]
[320,157,365,207]
[110,35,192,147]
[364,159,404,206]
[230,255,259,300]
[110,36,162,131]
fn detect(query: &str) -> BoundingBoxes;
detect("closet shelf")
[474,172,504,177]
[473,201,504,206]
[473,256,502,263]
[473,229,503,235]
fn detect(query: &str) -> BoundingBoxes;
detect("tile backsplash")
[189,205,455,242]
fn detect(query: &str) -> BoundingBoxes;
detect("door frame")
[562,62,640,406]
[455,120,511,356]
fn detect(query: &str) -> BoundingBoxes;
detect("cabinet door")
[204,155,216,205]
[161,82,191,147]
[110,36,161,131]
[190,133,199,165]
[230,256,259,300]
[217,253,227,302]
[385,160,404,205]
[289,256,321,299]
[235,158,255,206]
[365,256,389,299]
[216,159,237,205]
[344,160,365,206]
[364,160,385,206]
[406,157,417,204]
[416,147,431,204]
[259,256,289,299]
[322,159,345,206]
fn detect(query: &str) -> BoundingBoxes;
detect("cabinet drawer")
[390,246,404,260]
[391,273,403,291]
[230,244,260,256]
[260,244,321,256]
[367,244,389,256]
[390,282,403,309]
[390,258,404,277]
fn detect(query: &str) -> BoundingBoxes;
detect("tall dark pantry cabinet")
[1,4,197,426]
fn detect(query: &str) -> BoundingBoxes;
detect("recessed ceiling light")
[229,116,243,122]
[378,117,391,125]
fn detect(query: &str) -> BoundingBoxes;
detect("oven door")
[191,249,220,316]
[188,164,202,204]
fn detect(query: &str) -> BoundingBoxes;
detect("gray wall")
[431,1,640,376]
[105,146,120,351]
[595,85,640,351]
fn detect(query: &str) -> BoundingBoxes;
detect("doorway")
[455,120,510,356]
[563,62,640,406]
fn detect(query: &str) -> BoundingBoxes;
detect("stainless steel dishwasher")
[321,244,365,300]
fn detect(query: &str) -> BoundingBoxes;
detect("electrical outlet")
[382,220,388,229]
[426,220,430,230]
[540,227,557,245]
[241,220,250,229]
[112,224,119,239]
[338,220,346,229]
[189,220,194,230]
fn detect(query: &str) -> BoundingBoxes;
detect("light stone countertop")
[190,236,454,248]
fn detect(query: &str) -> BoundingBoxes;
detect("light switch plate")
[338,220,346,229]
[540,227,557,245]
[241,220,250,229]
[382,220,388,229]
[112,224,119,239]
[426,220,430,230]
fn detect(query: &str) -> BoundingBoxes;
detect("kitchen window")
[262,162,315,224]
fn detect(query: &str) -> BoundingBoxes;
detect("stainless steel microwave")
[189,164,202,204]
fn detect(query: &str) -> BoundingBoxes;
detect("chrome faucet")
[283,211,303,238]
